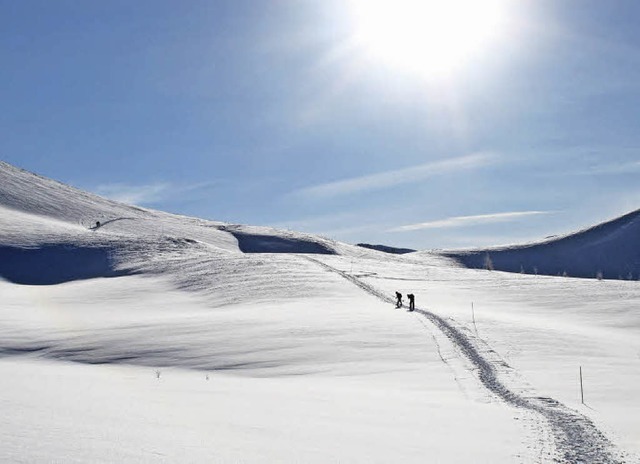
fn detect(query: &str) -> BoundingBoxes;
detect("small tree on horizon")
[484,253,494,271]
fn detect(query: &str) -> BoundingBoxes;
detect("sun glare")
[349,0,511,78]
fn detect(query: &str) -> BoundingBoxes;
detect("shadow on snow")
[0,244,131,285]
[228,231,335,254]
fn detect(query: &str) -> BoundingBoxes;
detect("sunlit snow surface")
[1,161,639,463]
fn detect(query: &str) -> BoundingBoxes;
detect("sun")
[349,0,512,78]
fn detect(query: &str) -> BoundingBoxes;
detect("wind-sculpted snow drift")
[222,226,336,254]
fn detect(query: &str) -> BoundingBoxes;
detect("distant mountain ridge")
[441,209,640,280]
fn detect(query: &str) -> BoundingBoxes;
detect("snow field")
[1,273,532,463]
[337,255,640,461]
[1,357,530,464]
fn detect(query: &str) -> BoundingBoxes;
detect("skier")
[407,293,415,311]
[395,291,403,308]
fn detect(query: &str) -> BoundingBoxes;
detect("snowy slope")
[1,161,638,463]
[441,208,640,280]
[0,161,371,285]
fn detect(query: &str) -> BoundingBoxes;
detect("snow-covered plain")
[1,161,639,463]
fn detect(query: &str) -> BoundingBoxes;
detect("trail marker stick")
[580,366,584,404]
[471,302,476,325]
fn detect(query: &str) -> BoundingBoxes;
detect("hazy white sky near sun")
[2,0,640,249]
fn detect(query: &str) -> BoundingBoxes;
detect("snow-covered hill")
[0,161,376,285]
[440,209,640,280]
[1,161,639,463]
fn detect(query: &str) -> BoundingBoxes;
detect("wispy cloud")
[270,210,387,239]
[295,152,498,199]
[390,211,552,232]
[94,181,217,206]
[95,183,170,205]
[577,160,640,176]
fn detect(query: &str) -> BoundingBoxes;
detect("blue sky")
[2,0,640,249]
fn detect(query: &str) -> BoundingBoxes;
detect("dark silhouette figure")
[407,293,415,311]
[395,291,403,308]
[96,221,101,228]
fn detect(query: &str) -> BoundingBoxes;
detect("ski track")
[303,256,623,464]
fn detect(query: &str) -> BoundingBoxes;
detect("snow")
[1,161,639,463]
[0,276,530,463]
[1,357,528,463]
[349,255,640,461]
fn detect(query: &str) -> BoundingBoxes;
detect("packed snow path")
[304,256,622,464]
